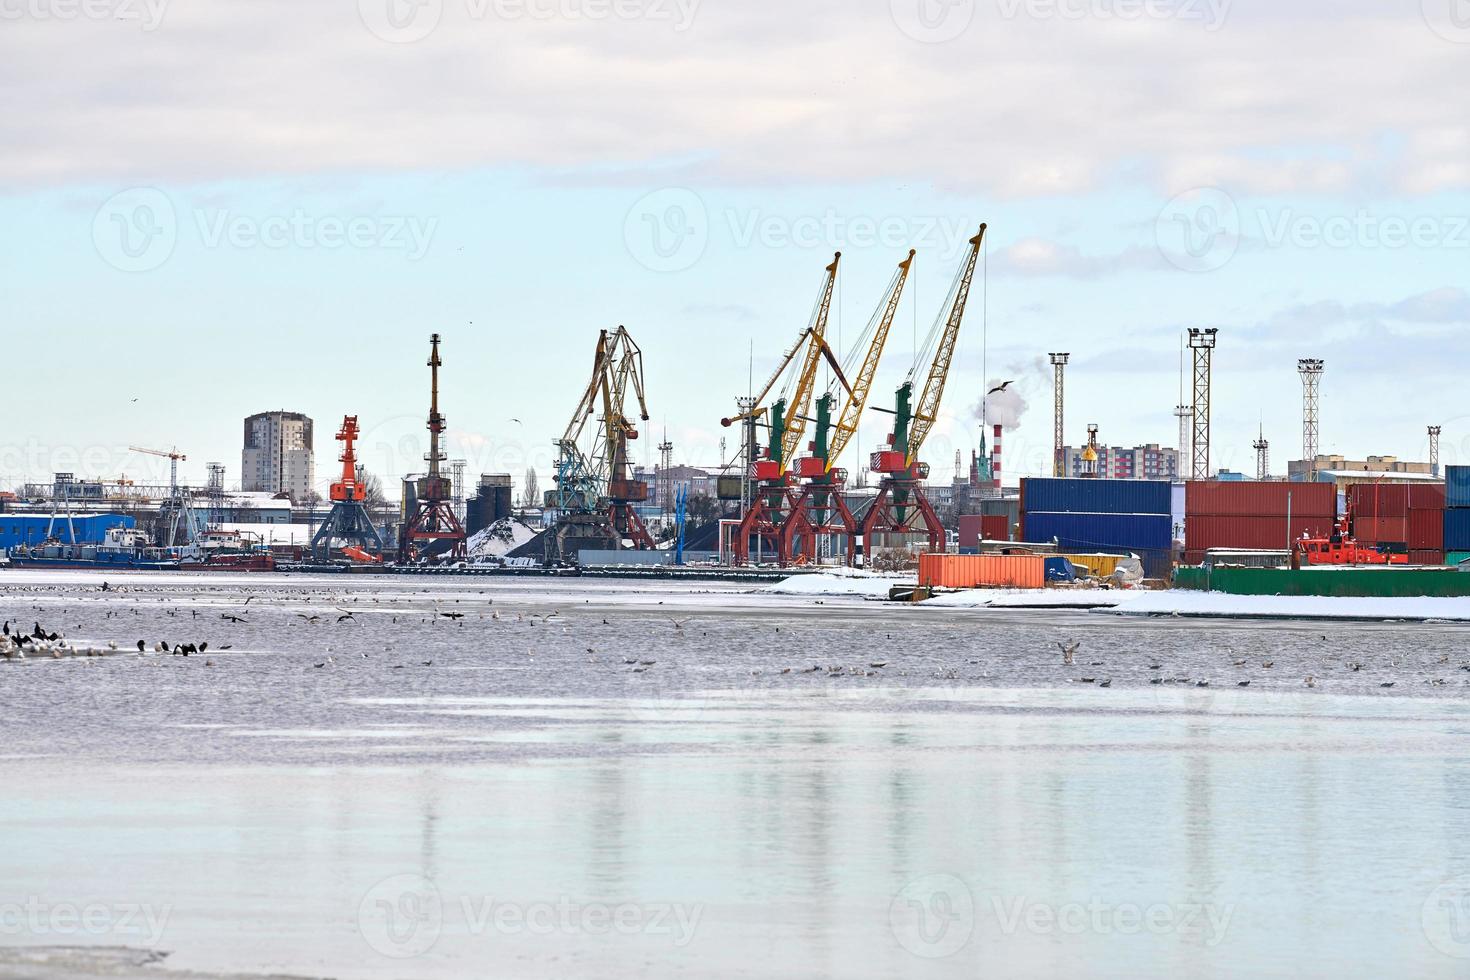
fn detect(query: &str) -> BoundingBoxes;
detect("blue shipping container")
[1021,478,1172,516]
[1446,508,1470,551]
[1448,467,1470,509]
[1021,511,1175,579]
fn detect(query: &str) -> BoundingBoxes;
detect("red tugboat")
[1293,518,1408,567]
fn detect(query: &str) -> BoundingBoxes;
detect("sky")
[2,0,1469,495]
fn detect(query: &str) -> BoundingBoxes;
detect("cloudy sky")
[2,0,1468,493]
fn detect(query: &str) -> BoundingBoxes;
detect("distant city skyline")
[3,0,1468,493]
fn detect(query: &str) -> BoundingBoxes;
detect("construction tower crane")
[129,445,201,547]
[781,249,915,566]
[546,325,653,564]
[400,333,467,561]
[310,415,385,561]
[721,252,844,566]
[862,224,986,557]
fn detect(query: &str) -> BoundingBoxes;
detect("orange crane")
[721,252,846,565]
[400,334,466,561]
[781,249,915,565]
[310,416,385,561]
[863,224,986,557]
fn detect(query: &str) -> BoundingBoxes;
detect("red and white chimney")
[991,424,1003,491]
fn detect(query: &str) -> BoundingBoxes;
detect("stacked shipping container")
[1020,478,1173,578]
[1445,467,1470,559]
[1347,482,1445,564]
[1183,482,1336,563]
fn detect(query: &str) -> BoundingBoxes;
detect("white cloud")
[1,0,1467,199]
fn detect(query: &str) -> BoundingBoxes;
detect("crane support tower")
[722,252,844,566]
[546,325,653,564]
[1048,353,1069,477]
[862,224,987,559]
[1298,358,1324,478]
[781,249,915,566]
[400,334,467,561]
[1188,329,1217,480]
[311,416,385,561]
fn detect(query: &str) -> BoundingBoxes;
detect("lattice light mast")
[1253,427,1270,481]
[1189,329,1218,479]
[1049,353,1069,477]
[1298,358,1324,479]
[1429,426,1442,477]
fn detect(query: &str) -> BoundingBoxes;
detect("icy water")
[4,571,1470,979]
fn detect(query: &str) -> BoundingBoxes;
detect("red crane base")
[782,482,857,566]
[733,483,804,566]
[861,478,943,559]
[610,501,656,550]
[400,499,466,561]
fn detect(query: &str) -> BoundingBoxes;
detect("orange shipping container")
[919,553,1046,589]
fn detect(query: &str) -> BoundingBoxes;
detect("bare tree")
[523,469,540,508]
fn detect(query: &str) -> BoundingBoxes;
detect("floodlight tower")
[1429,425,1442,477]
[1298,358,1324,479]
[1253,427,1270,481]
[1049,353,1069,477]
[1188,329,1218,479]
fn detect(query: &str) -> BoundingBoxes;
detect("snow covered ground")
[758,569,908,598]
[765,572,1470,621]
[465,517,541,557]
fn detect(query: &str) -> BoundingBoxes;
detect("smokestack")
[991,424,1003,491]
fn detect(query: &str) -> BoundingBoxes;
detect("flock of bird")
[0,581,1463,694]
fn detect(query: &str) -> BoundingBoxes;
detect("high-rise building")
[242,411,315,500]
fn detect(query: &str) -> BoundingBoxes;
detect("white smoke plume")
[974,357,1048,430]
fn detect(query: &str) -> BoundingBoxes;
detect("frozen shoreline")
[765,572,1470,622]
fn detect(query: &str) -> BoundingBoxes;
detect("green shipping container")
[1448,552,1470,566]
[1174,565,1470,597]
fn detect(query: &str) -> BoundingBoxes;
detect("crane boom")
[826,249,914,471]
[555,325,648,510]
[907,224,986,464]
[779,252,841,468]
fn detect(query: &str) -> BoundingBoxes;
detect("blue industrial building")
[0,514,135,550]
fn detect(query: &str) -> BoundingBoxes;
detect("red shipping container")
[957,515,983,549]
[981,515,1010,542]
[1353,516,1408,545]
[1347,483,1446,518]
[1186,514,1337,551]
[1410,508,1445,550]
[1409,550,1446,565]
[1186,481,1335,518]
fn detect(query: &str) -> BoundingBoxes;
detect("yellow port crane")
[863,224,987,556]
[548,325,653,561]
[781,248,916,565]
[720,252,845,565]
[129,444,199,547]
